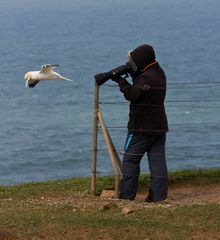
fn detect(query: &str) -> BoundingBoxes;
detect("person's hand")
[111,75,122,83]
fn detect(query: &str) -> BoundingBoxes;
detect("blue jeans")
[120,133,168,202]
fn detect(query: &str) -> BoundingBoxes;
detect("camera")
[94,62,131,86]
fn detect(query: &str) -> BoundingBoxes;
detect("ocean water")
[0,0,220,185]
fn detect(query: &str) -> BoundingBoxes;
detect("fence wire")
[96,148,220,158]
[94,80,220,175]
[103,81,220,90]
[94,168,220,177]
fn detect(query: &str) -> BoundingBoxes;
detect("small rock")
[100,190,116,199]
[122,207,133,214]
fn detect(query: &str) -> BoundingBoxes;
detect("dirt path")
[135,183,220,205]
[3,183,218,213]
[38,183,220,209]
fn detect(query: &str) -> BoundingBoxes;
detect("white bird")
[24,64,72,88]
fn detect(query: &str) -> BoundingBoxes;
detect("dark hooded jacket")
[117,44,168,135]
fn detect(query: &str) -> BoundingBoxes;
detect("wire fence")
[96,147,220,158]
[94,168,220,177]
[103,81,220,90]
[99,101,220,109]
[95,81,220,175]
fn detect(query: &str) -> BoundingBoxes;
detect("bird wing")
[26,79,40,88]
[53,72,73,81]
[40,64,59,73]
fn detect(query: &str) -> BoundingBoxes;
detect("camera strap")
[143,61,158,72]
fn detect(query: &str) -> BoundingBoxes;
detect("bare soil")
[136,183,220,205]
[25,182,220,211]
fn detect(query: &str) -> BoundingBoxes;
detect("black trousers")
[120,133,168,202]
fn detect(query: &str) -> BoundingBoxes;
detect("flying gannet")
[24,64,72,88]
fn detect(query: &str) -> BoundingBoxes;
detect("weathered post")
[92,73,122,198]
[97,110,121,198]
[91,83,99,195]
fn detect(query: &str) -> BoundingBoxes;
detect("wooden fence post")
[91,82,122,198]
[91,83,99,196]
[97,110,121,198]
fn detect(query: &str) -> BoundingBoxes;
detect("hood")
[128,44,156,72]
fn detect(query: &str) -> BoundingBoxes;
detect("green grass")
[0,168,220,200]
[0,169,220,239]
[1,203,220,239]
[168,168,220,184]
[0,177,90,200]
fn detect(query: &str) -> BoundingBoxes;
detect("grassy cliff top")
[0,169,220,240]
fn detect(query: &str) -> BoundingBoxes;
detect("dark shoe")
[145,196,153,203]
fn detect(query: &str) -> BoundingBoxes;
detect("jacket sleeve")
[117,77,150,102]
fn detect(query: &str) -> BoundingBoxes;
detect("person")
[111,44,169,202]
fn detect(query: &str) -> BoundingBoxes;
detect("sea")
[0,0,220,185]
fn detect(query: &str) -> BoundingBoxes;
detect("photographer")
[112,44,169,202]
